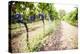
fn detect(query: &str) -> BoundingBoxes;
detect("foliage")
[63,7,78,26]
[9,1,78,52]
[10,1,59,24]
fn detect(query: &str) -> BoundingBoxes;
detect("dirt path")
[10,21,78,52]
[40,21,78,51]
[11,32,27,53]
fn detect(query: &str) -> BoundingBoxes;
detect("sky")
[53,0,79,13]
[53,0,79,4]
[54,4,77,13]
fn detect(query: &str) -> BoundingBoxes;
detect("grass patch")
[26,19,60,52]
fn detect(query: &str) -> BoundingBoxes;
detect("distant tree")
[59,9,66,19]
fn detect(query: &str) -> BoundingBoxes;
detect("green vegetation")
[11,1,59,23]
[9,1,78,52]
[63,7,78,26]
[28,20,60,52]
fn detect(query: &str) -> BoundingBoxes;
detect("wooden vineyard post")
[42,19,45,37]
[24,23,30,51]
